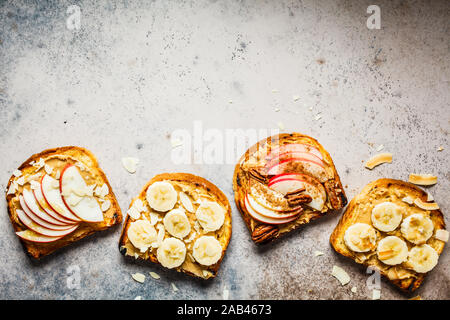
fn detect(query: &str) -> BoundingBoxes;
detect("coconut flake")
[44,164,53,175]
[314,250,324,257]
[402,196,414,205]
[171,283,179,292]
[122,157,139,174]
[408,174,437,186]
[435,229,449,242]
[179,192,194,213]
[127,206,140,220]
[12,169,22,177]
[101,200,111,212]
[95,184,109,198]
[372,289,381,300]
[131,273,146,283]
[149,272,160,280]
[16,177,25,186]
[331,266,350,286]
[365,153,393,170]
[223,287,229,300]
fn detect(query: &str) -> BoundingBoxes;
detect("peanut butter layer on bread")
[330,179,446,292]
[5,146,122,259]
[119,173,232,279]
[233,132,347,244]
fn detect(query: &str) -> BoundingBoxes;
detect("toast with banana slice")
[233,133,347,244]
[5,146,122,259]
[119,173,232,279]
[330,179,447,292]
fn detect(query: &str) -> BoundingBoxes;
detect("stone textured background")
[0,0,448,300]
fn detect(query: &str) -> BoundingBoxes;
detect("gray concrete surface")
[0,0,449,300]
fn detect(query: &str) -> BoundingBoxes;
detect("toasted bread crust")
[330,179,446,292]
[119,173,232,279]
[5,146,123,259]
[233,133,347,244]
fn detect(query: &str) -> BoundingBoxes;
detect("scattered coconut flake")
[228,100,233,104]
[12,169,22,177]
[149,272,160,280]
[427,192,434,202]
[171,283,179,292]
[122,157,139,174]
[95,184,109,198]
[135,296,142,300]
[314,250,324,257]
[133,199,145,212]
[351,286,357,293]
[44,164,53,175]
[293,95,300,101]
[16,177,25,186]
[276,121,285,130]
[408,174,437,186]
[376,144,384,151]
[315,113,322,121]
[131,273,146,283]
[33,158,45,171]
[402,196,414,205]
[30,180,40,190]
[184,232,197,244]
[75,162,86,171]
[150,212,160,225]
[179,192,194,212]
[127,206,141,220]
[7,182,17,195]
[435,229,449,242]
[331,266,350,286]
[54,170,61,180]
[202,270,210,278]
[156,224,165,246]
[414,198,439,210]
[271,89,279,93]
[365,153,393,170]
[372,289,381,300]
[437,146,444,151]
[101,200,111,212]
[274,107,280,112]
[223,287,229,300]
[171,138,183,148]
[308,106,313,111]
[29,160,35,165]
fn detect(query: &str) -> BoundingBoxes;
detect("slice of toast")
[5,146,122,259]
[330,179,446,292]
[233,132,347,244]
[119,173,232,279]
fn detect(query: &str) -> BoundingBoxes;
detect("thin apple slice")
[266,151,324,169]
[266,158,328,182]
[33,186,75,225]
[16,209,78,238]
[248,181,297,212]
[19,195,77,231]
[23,188,72,226]
[16,229,61,243]
[246,193,299,219]
[41,174,81,222]
[60,165,103,223]
[268,175,326,211]
[267,143,323,161]
[244,195,298,225]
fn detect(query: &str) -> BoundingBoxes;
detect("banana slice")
[163,208,191,239]
[407,244,439,273]
[377,236,408,265]
[192,236,222,266]
[344,223,377,252]
[371,202,404,232]
[146,181,178,212]
[127,220,157,253]
[195,201,225,233]
[157,237,186,269]
[401,214,434,244]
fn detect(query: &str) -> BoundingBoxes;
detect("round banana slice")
[156,237,186,269]
[371,202,403,232]
[192,236,222,266]
[377,236,408,265]
[163,208,191,239]
[401,214,434,244]
[407,244,439,273]
[127,219,157,253]
[146,181,178,212]
[344,223,377,253]
[195,201,225,233]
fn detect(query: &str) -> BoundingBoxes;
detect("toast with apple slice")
[233,133,347,244]
[330,179,447,292]
[119,173,232,279]
[5,146,122,259]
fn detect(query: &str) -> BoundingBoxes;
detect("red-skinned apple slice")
[267,143,323,161]
[246,193,299,219]
[60,165,104,223]
[33,186,76,225]
[19,195,77,231]
[16,230,61,243]
[268,174,326,211]
[16,209,78,238]
[266,158,328,182]
[244,194,298,225]
[266,152,324,169]
[23,188,73,226]
[41,174,81,222]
